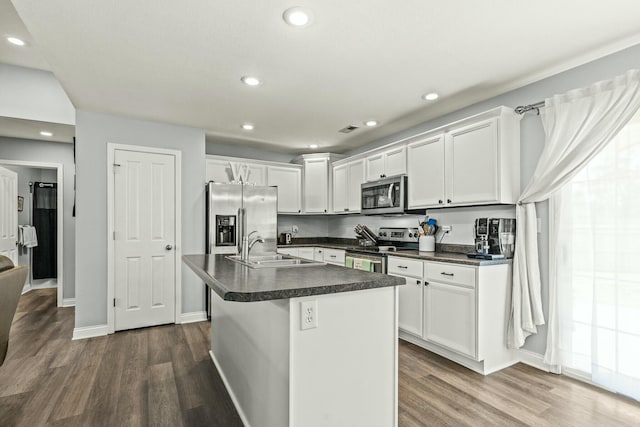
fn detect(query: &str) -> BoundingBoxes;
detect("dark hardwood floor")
[2,288,639,426]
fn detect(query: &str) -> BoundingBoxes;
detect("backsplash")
[280,205,516,245]
[278,215,329,237]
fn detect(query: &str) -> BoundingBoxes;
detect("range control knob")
[408,233,414,238]
[380,232,386,237]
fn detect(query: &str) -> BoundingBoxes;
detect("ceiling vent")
[339,125,359,134]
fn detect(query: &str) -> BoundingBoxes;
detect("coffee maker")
[471,218,516,259]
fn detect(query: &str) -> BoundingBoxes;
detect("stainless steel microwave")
[361,175,408,215]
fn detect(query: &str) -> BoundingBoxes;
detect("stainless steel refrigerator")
[206,182,278,255]
[205,182,278,315]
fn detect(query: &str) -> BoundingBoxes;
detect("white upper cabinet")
[332,159,365,213]
[384,145,407,177]
[205,157,266,185]
[407,134,446,208]
[267,165,302,213]
[407,107,520,209]
[447,118,498,205]
[206,156,301,213]
[303,157,329,213]
[365,145,407,181]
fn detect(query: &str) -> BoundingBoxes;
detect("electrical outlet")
[441,225,452,233]
[300,300,318,330]
[292,225,299,234]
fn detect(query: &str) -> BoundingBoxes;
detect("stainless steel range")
[345,227,420,274]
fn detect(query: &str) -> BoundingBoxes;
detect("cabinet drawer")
[387,257,423,278]
[425,262,475,288]
[323,249,345,265]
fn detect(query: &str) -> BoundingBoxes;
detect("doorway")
[107,144,182,333]
[0,160,64,307]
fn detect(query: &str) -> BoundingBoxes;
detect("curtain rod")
[514,101,545,115]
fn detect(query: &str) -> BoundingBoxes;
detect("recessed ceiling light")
[364,120,378,127]
[283,7,313,27]
[241,76,261,86]
[423,92,439,101]
[6,36,26,46]
[40,131,53,137]
[308,144,319,149]
[242,123,254,130]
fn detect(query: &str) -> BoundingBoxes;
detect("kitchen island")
[183,254,405,427]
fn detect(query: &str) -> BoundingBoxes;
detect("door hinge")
[113,298,116,307]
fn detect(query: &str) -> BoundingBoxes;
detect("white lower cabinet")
[297,247,315,261]
[388,257,423,337]
[276,248,298,257]
[423,281,476,358]
[392,257,516,375]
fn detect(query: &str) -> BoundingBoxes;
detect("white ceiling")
[4,0,640,153]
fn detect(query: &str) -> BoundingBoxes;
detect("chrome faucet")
[241,230,264,260]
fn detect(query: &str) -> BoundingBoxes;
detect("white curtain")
[508,69,640,349]
[552,111,640,399]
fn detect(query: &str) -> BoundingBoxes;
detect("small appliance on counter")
[278,232,292,245]
[468,218,516,259]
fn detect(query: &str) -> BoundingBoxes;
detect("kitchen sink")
[226,254,326,269]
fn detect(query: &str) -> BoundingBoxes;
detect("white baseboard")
[31,279,57,289]
[62,298,76,307]
[179,311,207,324]
[21,284,32,294]
[209,350,251,427]
[518,349,552,372]
[72,324,109,340]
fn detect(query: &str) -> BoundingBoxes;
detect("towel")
[18,225,38,248]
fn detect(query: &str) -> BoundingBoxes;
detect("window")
[555,110,640,399]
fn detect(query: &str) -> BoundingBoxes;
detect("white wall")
[0,137,75,299]
[0,63,75,125]
[74,111,205,328]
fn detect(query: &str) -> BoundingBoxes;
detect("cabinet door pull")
[398,265,408,269]
[330,255,336,258]
[438,200,443,204]
[344,208,349,211]
[424,281,429,286]
[440,272,454,276]
[447,199,452,203]
[416,280,421,285]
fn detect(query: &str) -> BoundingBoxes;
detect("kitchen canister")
[419,235,435,252]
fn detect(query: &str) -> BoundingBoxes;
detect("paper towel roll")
[419,235,435,252]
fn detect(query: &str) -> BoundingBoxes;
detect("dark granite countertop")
[384,250,511,266]
[278,242,512,266]
[183,254,405,302]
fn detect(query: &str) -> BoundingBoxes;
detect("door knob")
[165,244,173,250]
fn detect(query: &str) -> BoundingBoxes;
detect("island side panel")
[210,290,290,427]
[289,286,398,427]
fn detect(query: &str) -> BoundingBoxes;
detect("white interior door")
[113,149,176,331]
[0,166,18,264]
